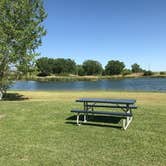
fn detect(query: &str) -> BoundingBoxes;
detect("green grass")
[0,91,166,166]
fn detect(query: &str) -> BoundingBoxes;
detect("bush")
[102,69,106,76]
[122,69,132,76]
[77,65,85,76]
[160,71,165,75]
[143,70,153,76]
[37,72,50,77]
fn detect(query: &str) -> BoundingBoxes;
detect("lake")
[10,77,166,92]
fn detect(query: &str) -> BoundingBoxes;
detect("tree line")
[36,57,145,76]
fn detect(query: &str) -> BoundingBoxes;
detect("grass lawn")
[0,91,165,166]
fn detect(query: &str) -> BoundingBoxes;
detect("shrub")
[37,72,50,77]
[160,71,165,75]
[77,65,85,76]
[122,69,132,76]
[143,70,153,76]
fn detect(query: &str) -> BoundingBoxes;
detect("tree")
[0,0,47,99]
[53,58,76,74]
[76,65,85,76]
[36,58,76,75]
[143,70,153,76]
[64,59,76,74]
[122,69,132,76]
[105,60,125,75]
[36,57,54,76]
[82,60,103,75]
[131,63,142,73]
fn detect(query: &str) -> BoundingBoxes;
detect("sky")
[38,0,166,71]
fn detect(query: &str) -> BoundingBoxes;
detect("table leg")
[123,106,133,130]
[83,101,87,122]
[77,113,80,125]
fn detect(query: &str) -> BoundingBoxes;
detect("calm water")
[10,78,166,92]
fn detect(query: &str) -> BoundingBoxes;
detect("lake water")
[10,77,166,92]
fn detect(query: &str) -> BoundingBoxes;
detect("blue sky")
[39,0,166,71]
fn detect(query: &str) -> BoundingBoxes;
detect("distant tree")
[36,58,76,75]
[0,0,47,98]
[143,70,153,76]
[65,59,76,74]
[52,58,64,74]
[159,71,165,75]
[53,58,76,74]
[102,69,106,76]
[122,69,132,76]
[76,65,85,76]
[36,57,54,76]
[131,63,142,73]
[82,60,103,75]
[105,60,125,75]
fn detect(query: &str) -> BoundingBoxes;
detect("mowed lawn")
[0,91,165,166]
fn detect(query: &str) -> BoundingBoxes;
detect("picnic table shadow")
[3,93,29,101]
[66,115,122,129]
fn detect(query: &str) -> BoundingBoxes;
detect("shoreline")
[18,73,166,82]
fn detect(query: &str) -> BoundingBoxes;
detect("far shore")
[19,72,166,82]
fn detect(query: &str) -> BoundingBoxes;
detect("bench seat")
[86,104,137,109]
[71,110,132,117]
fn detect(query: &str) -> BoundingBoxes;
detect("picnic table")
[71,98,137,130]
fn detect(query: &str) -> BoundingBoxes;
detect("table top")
[76,98,136,105]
